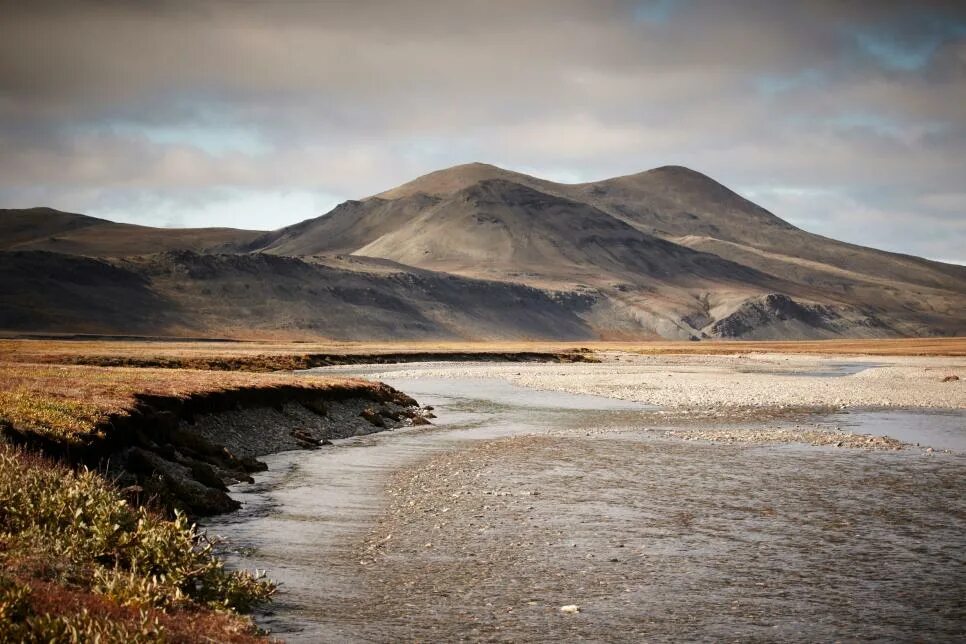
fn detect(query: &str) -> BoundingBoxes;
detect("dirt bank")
[59,351,596,371]
[1,366,427,515]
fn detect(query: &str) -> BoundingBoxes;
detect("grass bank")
[0,445,272,641]
[0,339,599,372]
[0,361,422,641]
[1,338,963,374]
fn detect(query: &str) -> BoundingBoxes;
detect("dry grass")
[0,337,963,371]
[615,337,966,356]
[0,352,390,642]
[0,363,380,640]
[0,339,598,372]
[0,362,375,442]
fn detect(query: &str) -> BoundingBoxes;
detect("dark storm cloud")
[1,0,964,260]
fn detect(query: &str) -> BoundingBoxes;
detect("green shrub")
[0,445,274,640]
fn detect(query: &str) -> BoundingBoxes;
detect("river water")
[206,370,966,642]
[205,376,649,640]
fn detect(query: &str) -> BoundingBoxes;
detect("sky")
[1,0,965,263]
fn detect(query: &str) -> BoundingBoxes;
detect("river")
[205,368,966,642]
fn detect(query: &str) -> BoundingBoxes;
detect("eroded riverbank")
[207,357,966,642]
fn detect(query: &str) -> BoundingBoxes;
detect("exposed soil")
[2,381,426,516]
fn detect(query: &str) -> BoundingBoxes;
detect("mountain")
[258,178,774,287]
[0,250,592,340]
[0,208,262,257]
[2,164,964,340]
[252,163,965,339]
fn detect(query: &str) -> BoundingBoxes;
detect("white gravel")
[334,353,966,411]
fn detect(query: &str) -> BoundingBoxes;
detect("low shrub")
[0,445,274,641]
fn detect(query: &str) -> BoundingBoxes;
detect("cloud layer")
[1,0,964,260]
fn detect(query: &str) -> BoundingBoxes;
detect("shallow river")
[206,370,966,642]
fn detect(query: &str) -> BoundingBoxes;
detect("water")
[828,408,966,451]
[205,372,966,642]
[738,361,884,378]
[204,377,650,640]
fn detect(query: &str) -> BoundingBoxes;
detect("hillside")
[353,163,966,295]
[2,163,964,340]
[0,208,261,257]
[0,250,592,340]
[254,164,965,339]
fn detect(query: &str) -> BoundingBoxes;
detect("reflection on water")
[737,361,884,377]
[828,408,966,451]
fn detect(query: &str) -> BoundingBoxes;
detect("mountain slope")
[0,208,262,257]
[0,250,184,335]
[3,163,964,340]
[562,167,966,294]
[0,250,593,340]
[263,179,779,289]
[350,163,965,295]
[251,162,965,338]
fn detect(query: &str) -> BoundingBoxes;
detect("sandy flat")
[330,353,966,411]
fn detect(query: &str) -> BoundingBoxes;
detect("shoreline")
[325,352,965,413]
[0,364,429,516]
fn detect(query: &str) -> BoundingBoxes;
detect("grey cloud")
[0,0,964,261]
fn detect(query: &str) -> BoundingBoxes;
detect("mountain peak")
[373,162,539,200]
[596,164,720,188]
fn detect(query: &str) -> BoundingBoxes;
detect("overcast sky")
[2,0,964,263]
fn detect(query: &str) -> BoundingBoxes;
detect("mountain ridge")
[2,162,963,340]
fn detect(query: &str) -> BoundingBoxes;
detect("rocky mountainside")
[2,163,964,340]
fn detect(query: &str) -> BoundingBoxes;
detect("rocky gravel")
[334,431,966,642]
[663,426,904,449]
[347,353,966,412]
[187,399,426,458]
[214,355,965,641]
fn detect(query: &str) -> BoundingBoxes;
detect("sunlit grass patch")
[0,361,374,442]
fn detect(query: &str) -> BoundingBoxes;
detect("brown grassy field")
[1,336,961,641]
[0,337,964,372]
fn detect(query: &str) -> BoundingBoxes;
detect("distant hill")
[252,163,965,339]
[2,164,964,340]
[0,250,592,340]
[0,208,261,257]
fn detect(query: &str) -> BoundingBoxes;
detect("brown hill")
[0,208,262,257]
[261,179,774,288]
[362,163,964,295]
[3,163,964,340]
[253,164,964,339]
[0,250,592,340]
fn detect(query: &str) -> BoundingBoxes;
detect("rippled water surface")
[205,372,966,642]
[205,377,649,640]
